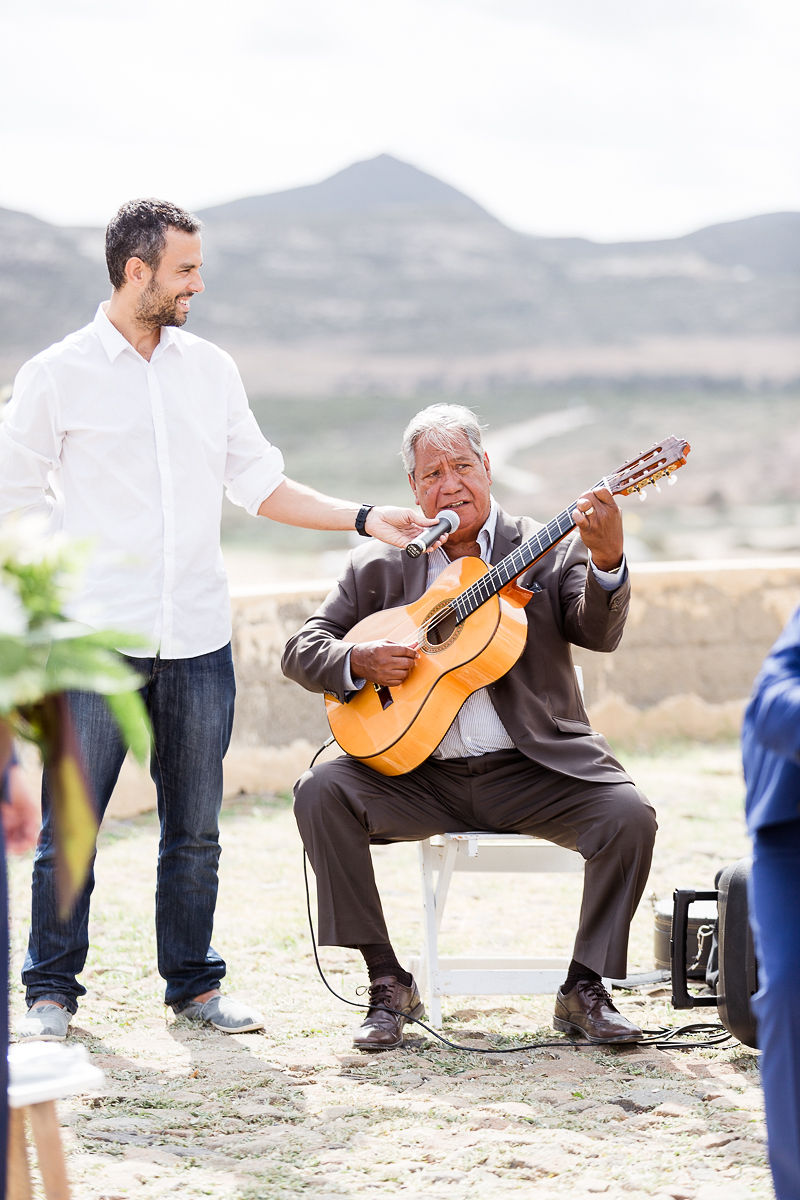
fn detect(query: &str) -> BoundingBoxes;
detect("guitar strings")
[407,503,581,647]
[405,471,628,648]
[381,451,679,652]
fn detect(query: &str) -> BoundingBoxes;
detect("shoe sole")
[16,1029,69,1042]
[553,1015,640,1044]
[208,1020,264,1034]
[353,1002,425,1052]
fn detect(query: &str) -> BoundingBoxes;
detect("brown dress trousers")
[283,505,657,980]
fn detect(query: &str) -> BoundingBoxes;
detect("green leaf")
[45,639,146,697]
[105,690,151,766]
[0,663,52,712]
[0,635,40,677]
[45,626,150,652]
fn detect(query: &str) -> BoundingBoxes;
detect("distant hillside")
[0,207,104,366]
[680,212,800,275]
[199,153,496,221]
[1,154,798,389]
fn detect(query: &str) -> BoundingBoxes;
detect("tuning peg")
[667,473,677,486]
[638,489,647,502]
[652,480,662,493]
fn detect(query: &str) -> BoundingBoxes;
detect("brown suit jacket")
[282,505,632,785]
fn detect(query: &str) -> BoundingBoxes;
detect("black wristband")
[355,504,374,537]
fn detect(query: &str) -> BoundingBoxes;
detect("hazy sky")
[4,0,797,241]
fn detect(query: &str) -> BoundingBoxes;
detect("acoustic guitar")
[325,436,691,775]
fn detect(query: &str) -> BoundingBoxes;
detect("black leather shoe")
[553,980,642,1043]
[352,975,424,1051]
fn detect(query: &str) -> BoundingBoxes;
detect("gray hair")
[401,404,486,475]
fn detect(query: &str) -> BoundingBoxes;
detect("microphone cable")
[301,742,734,1054]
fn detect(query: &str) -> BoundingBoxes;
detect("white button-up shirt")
[0,305,285,658]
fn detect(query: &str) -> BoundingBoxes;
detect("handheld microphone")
[405,509,460,558]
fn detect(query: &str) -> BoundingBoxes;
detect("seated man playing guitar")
[282,403,658,1051]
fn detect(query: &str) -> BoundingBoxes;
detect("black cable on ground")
[302,848,733,1054]
[302,740,735,1054]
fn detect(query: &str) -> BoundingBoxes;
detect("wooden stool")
[7,1042,104,1200]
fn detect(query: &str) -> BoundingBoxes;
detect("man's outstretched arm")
[257,478,438,550]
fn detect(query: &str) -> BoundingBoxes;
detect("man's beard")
[135,279,189,328]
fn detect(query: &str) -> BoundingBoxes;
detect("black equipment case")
[670,857,759,1048]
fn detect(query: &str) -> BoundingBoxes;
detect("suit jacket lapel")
[491,505,523,566]
[401,545,430,602]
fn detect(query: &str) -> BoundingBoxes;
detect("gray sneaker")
[174,994,264,1034]
[17,1003,72,1042]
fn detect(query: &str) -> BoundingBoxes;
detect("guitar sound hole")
[424,605,458,648]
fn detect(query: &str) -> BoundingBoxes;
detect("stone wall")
[572,558,800,747]
[90,557,800,816]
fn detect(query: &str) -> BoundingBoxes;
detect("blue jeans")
[23,644,236,1012]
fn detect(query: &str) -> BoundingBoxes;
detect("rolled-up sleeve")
[222,363,285,516]
[0,359,62,520]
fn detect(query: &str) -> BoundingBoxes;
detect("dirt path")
[7,741,771,1199]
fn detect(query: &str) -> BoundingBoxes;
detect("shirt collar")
[156,324,184,357]
[93,303,184,362]
[477,497,499,563]
[93,304,130,362]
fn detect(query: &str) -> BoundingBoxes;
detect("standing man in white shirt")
[0,198,436,1040]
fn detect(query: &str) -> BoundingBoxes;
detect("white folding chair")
[413,832,583,1025]
[411,666,588,1025]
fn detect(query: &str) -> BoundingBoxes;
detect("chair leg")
[433,841,458,932]
[27,1101,71,1200]
[418,841,437,1007]
[7,1107,34,1200]
[419,839,462,1028]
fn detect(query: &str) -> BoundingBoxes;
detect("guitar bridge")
[373,684,394,710]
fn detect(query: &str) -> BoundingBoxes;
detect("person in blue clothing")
[741,605,800,1200]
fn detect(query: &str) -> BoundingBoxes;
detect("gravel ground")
[7,740,772,1200]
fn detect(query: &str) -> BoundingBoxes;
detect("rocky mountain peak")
[197,153,496,223]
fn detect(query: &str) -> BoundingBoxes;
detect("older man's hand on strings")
[571,486,624,573]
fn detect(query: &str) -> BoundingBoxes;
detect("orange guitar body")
[324,556,532,775]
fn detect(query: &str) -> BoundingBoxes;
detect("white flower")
[0,513,48,564]
[0,579,27,637]
[0,513,70,569]
[0,517,87,614]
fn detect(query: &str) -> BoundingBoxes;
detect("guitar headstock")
[606,436,691,496]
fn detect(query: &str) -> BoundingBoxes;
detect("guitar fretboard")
[412,436,689,645]
[451,503,580,624]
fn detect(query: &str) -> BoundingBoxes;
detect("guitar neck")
[451,500,587,623]
[443,431,691,626]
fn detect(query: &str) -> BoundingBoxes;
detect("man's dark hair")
[105,199,202,290]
